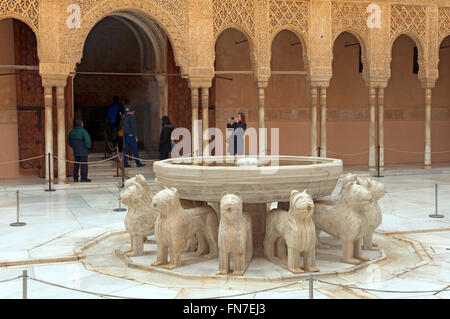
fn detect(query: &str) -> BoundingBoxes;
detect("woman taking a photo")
[227,112,247,155]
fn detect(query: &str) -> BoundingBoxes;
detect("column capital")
[188,77,212,89]
[40,63,70,88]
[365,78,389,89]
[308,78,330,89]
[255,79,269,89]
[420,78,437,90]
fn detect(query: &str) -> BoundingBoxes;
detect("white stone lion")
[120,174,156,257]
[264,190,318,274]
[151,188,219,269]
[314,181,372,265]
[217,194,253,276]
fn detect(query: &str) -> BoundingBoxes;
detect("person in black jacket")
[227,112,247,155]
[68,120,92,182]
[123,106,146,168]
[158,116,175,160]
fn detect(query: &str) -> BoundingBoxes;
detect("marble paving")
[0,172,449,299]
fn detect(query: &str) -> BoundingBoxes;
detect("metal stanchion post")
[375,145,384,178]
[318,147,321,158]
[429,184,445,219]
[309,275,314,299]
[45,153,56,192]
[121,154,125,188]
[114,147,120,178]
[114,183,127,212]
[23,270,27,299]
[10,190,26,227]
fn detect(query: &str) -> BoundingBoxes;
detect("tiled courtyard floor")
[0,163,449,299]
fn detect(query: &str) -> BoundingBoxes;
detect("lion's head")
[289,189,314,218]
[357,177,385,201]
[220,194,242,222]
[152,187,181,216]
[120,181,145,207]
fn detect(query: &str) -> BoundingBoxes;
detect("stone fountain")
[153,155,343,249]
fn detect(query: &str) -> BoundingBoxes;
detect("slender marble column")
[369,87,376,171]
[257,86,266,155]
[44,85,54,183]
[56,85,66,184]
[191,87,200,157]
[319,87,327,157]
[310,87,318,157]
[424,88,432,169]
[201,87,210,155]
[155,75,168,117]
[377,88,384,170]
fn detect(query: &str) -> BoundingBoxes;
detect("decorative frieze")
[439,7,450,41]
[331,1,369,41]
[269,0,309,35]
[391,4,427,43]
[213,0,255,38]
[0,0,39,30]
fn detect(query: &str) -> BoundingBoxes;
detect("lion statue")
[264,189,318,274]
[120,174,156,257]
[356,176,385,250]
[151,188,219,269]
[314,180,372,265]
[217,194,253,276]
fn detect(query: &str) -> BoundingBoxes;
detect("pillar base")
[424,165,432,170]
[368,167,376,172]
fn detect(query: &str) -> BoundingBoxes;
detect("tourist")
[158,116,175,160]
[68,120,92,183]
[107,96,125,148]
[123,106,146,168]
[227,112,247,155]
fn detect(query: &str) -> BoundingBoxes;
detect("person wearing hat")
[122,106,146,168]
[68,120,92,182]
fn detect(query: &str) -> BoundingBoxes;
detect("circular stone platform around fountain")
[80,231,385,282]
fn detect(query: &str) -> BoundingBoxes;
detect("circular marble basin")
[153,156,343,203]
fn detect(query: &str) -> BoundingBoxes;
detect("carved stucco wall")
[0,0,449,82]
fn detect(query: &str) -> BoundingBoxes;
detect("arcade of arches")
[0,0,449,183]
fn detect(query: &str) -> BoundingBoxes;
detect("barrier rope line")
[53,155,119,165]
[327,150,370,157]
[0,275,22,284]
[27,276,143,300]
[316,279,450,294]
[0,155,45,166]
[206,280,305,299]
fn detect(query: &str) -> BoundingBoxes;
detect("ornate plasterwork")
[439,7,450,41]
[269,0,309,36]
[213,0,255,39]
[391,4,427,45]
[63,0,188,73]
[0,0,39,31]
[331,2,369,42]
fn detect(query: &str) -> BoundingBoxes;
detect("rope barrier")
[123,154,156,163]
[53,155,119,165]
[0,155,45,166]
[316,279,450,294]
[27,276,141,299]
[327,150,370,157]
[206,280,305,299]
[0,275,22,284]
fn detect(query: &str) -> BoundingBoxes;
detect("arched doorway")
[328,31,369,166]
[431,35,450,163]
[267,29,309,156]
[73,12,177,157]
[214,28,255,155]
[385,35,425,165]
[0,18,44,178]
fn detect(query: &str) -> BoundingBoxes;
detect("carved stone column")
[190,87,200,157]
[56,84,67,184]
[377,88,385,170]
[368,86,376,171]
[319,87,327,157]
[310,86,318,157]
[201,87,210,153]
[256,81,268,155]
[43,85,54,183]
[424,87,433,169]
[155,75,168,117]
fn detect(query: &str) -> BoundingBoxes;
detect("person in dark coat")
[68,120,92,182]
[123,106,146,168]
[107,96,125,148]
[227,112,247,155]
[158,116,175,160]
